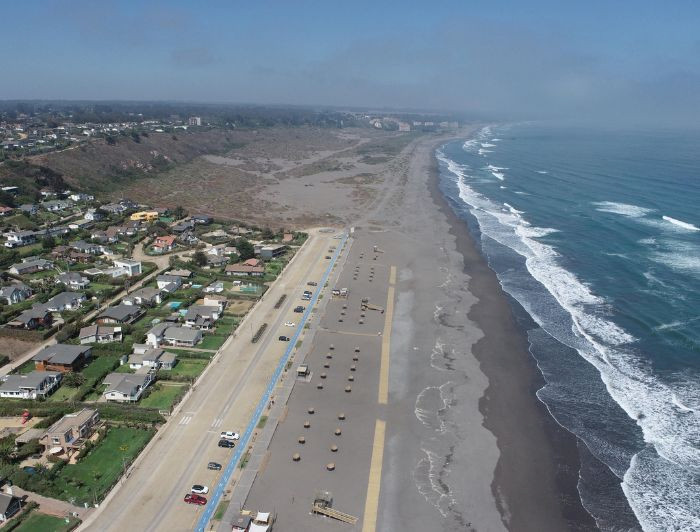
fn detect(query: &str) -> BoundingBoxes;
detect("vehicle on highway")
[284,321,295,327]
[207,462,222,470]
[220,431,240,441]
[278,335,290,342]
[191,485,209,494]
[307,281,317,286]
[184,493,207,505]
[325,255,332,259]
[294,306,305,313]
[218,439,235,448]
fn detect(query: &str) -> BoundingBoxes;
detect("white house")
[0,371,62,399]
[156,274,181,292]
[102,372,154,402]
[113,259,142,277]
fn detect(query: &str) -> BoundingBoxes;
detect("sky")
[3,0,700,126]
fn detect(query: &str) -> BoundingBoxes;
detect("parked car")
[191,485,209,494]
[325,255,331,259]
[284,321,295,327]
[207,462,222,470]
[184,493,207,505]
[294,306,305,313]
[218,439,235,448]
[220,431,240,441]
[307,281,317,286]
[278,335,290,342]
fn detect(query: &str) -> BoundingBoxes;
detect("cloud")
[170,47,216,68]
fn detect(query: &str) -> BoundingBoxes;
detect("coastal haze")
[1,2,699,532]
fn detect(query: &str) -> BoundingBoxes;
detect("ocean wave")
[438,150,700,530]
[593,201,654,218]
[662,215,699,231]
[477,148,492,156]
[536,170,548,174]
[480,142,496,148]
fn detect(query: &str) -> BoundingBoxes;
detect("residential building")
[225,263,265,277]
[206,254,229,268]
[204,281,224,293]
[97,304,143,325]
[101,203,127,214]
[79,325,123,344]
[33,344,92,373]
[168,269,192,278]
[56,272,89,289]
[4,230,36,248]
[102,372,154,402]
[163,326,202,347]
[0,371,61,399]
[156,274,182,291]
[130,211,159,222]
[128,348,177,370]
[41,199,72,212]
[152,235,176,252]
[19,204,38,215]
[0,493,21,522]
[192,214,212,224]
[172,220,195,233]
[8,258,54,275]
[0,282,32,305]
[203,295,227,312]
[39,408,100,456]
[0,206,13,216]
[91,227,119,243]
[44,291,86,312]
[69,193,94,202]
[260,244,288,260]
[188,116,202,126]
[71,240,104,255]
[146,322,169,347]
[183,305,220,329]
[6,306,52,330]
[123,287,161,306]
[113,259,142,277]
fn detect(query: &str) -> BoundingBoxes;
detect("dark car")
[278,335,290,342]
[307,281,317,286]
[325,256,332,259]
[184,493,207,505]
[294,306,305,313]
[218,439,235,448]
[207,462,222,470]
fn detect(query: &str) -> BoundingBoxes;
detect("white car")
[191,484,209,494]
[220,431,240,441]
[284,321,296,327]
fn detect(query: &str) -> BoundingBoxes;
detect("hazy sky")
[4,0,700,125]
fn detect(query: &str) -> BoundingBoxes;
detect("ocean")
[436,125,700,531]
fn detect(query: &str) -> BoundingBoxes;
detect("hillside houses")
[0,282,32,304]
[8,258,54,275]
[33,344,92,373]
[56,272,90,289]
[0,371,61,399]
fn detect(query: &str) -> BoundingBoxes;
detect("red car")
[184,493,207,505]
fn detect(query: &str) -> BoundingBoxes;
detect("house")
[172,220,195,233]
[71,240,104,255]
[203,295,227,312]
[0,282,32,305]
[0,493,21,522]
[91,227,120,243]
[56,272,89,289]
[156,274,182,291]
[184,305,220,329]
[68,219,93,231]
[168,269,192,278]
[51,245,71,259]
[225,263,265,277]
[192,214,212,224]
[101,203,127,214]
[19,204,38,215]
[130,211,159,222]
[206,244,228,257]
[41,199,73,212]
[282,233,294,242]
[8,258,54,275]
[0,206,13,216]
[33,344,92,373]
[44,291,86,312]
[123,287,161,306]
[113,259,142,277]
[97,304,143,325]
[178,230,199,245]
[204,281,224,294]
[7,306,52,330]
[70,193,94,202]
[146,322,170,347]
[79,325,123,344]
[152,235,176,253]
[102,372,154,402]
[128,348,177,370]
[0,371,61,399]
[39,408,100,456]
[4,230,36,248]
[163,326,202,347]
[68,251,92,264]
[260,244,288,260]
[206,254,229,268]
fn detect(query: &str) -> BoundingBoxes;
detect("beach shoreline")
[427,135,598,531]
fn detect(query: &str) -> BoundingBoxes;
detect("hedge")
[0,400,165,424]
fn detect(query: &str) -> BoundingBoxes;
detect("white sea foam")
[499,186,506,189]
[491,138,502,142]
[437,150,700,530]
[536,170,548,174]
[593,201,654,218]
[662,215,699,231]
[480,142,496,148]
[477,148,492,156]
[414,447,455,518]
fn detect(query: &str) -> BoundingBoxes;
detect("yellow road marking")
[378,266,396,404]
[362,419,386,532]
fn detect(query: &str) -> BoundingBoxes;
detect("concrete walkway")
[10,486,93,520]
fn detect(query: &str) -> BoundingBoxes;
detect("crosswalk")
[179,415,192,426]
[211,417,223,428]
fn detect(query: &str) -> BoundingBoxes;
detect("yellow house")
[130,211,159,222]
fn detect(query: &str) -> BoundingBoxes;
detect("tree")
[173,205,186,220]
[41,235,55,250]
[64,373,86,388]
[261,227,274,240]
[193,251,207,267]
[236,238,255,260]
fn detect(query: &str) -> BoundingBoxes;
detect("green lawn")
[82,355,120,381]
[215,316,238,335]
[47,385,78,402]
[140,383,187,410]
[168,358,207,378]
[13,511,80,532]
[198,334,226,350]
[163,348,214,359]
[17,243,43,257]
[15,360,36,374]
[51,427,154,504]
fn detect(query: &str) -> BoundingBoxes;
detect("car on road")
[294,306,305,313]
[191,485,209,494]
[207,462,222,470]
[184,493,207,505]
[278,335,290,342]
[307,281,317,286]
[284,321,295,327]
[325,255,332,259]
[218,439,235,448]
[220,431,240,441]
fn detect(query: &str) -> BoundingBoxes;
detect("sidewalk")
[10,486,93,520]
